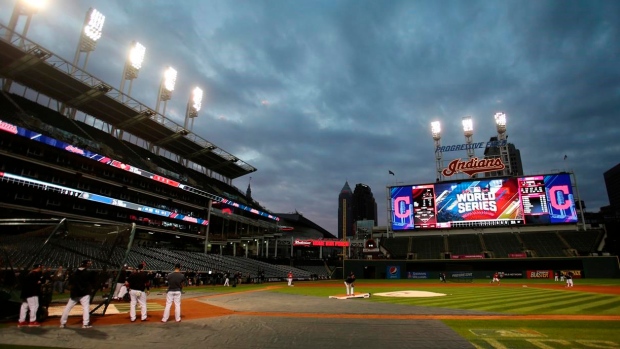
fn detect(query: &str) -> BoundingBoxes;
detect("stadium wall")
[344,256,620,280]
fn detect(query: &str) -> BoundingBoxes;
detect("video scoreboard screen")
[391,173,578,231]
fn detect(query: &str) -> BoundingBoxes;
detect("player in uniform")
[565,271,574,288]
[490,272,500,285]
[287,271,293,286]
[345,272,356,296]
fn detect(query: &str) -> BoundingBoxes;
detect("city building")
[352,183,377,227]
[483,136,524,177]
[338,181,354,239]
[604,163,620,215]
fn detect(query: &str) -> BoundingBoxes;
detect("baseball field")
[1,278,619,349]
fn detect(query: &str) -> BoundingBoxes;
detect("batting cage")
[0,218,136,320]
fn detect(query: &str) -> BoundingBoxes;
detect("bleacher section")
[411,235,444,259]
[559,230,604,256]
[0,235,311,280]
[447,234,482,255]
[481,233,523,258]
[380,237,410,259]
[519,231,568,257]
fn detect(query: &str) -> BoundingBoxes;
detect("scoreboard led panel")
[390,173,577,231]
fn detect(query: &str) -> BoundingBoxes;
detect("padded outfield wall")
[343,256,620,280]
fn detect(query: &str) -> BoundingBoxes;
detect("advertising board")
[391,173,577,231]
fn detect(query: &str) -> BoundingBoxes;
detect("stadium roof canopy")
[0,24,255,180]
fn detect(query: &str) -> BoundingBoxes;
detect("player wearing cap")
[161,263,186,323]
[60,260,95,328]
[345,272,356,296]
[18,263,44,327]
[127,263,150,322]
[287,271,294,286]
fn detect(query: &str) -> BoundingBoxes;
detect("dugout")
[343,255,620,280]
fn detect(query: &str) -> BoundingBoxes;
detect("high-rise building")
[352,183,378,227]
[604,163,620,215]
[338,181,353,239]
[483,136,524,177]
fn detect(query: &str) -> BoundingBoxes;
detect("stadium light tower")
[5,0,46,42]
[494,112,512,176]
[431,121,443,182]
[72,8,105,74]
[155,66,177,119]
[462,116,475,160]
[119,41,146,100]
[184,86,203,132]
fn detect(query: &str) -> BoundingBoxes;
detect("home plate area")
[329,293,371,300]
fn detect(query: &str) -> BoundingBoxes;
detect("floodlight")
[192,87,203,112]
[83,8,105,42]
[128,41,145,70]
[22,0,46,12]
[431,121,441,139]
[163,67,177,92]
[462,116,473,136]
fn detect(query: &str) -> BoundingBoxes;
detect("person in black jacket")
[345,272,356,296]
[60,260,95,328]
[127,264,150,322]
[18,263,44,327]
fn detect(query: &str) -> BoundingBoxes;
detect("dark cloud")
[2,0,618,235]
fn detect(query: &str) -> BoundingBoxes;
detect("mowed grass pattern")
[273,279,620,316]
[368,287,620,315]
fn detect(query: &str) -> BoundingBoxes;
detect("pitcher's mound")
[374,290,446,298]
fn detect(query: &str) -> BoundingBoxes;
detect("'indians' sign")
[442,157,505,177]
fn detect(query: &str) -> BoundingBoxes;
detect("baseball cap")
[174,263,181,269]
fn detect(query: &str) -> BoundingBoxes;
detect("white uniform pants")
[162,291,182,322]
[19,296,39,322]
[129,289,147,321]
[344,282,354,295]
[60,295,90,326]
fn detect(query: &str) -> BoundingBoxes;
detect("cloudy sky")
[2,0,619,236]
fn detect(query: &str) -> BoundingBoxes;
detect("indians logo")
[442,157,505,177]
[389,266,398,275]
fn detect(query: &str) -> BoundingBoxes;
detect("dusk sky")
[1,0,619,236]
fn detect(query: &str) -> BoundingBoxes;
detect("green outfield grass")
[271,278,620,348]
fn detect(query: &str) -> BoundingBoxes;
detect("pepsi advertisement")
[386,266,401,279]
[391,173,577,231]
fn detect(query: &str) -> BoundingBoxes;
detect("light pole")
[184,86,203,132]
[462,116,475,159]
[72,8,105,74]
[431,121,443,182]
[494,112,512,176]
[119,41,145,100]
[155,66,177,120]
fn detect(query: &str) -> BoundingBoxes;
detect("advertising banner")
[386,266,401,279]
[498,271,524,279]
[407,271,429,279]
[450,254,485,259]
[508,253,527,258]
[526,270,553,279]
[390,173,577,231]
[560,270,583,279]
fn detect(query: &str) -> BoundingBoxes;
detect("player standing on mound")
[345,272,356,296]
[490,272,501,285]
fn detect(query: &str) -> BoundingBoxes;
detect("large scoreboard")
[390,173,578,231]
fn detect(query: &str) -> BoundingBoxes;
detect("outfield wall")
[343,256,620,280]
